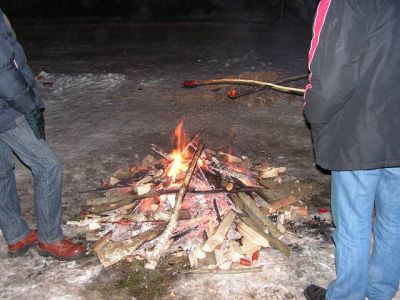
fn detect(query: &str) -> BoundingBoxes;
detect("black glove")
[24,105,45,140]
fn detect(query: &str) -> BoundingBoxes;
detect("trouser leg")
[0,120,63,243]
[0,138,30,244]
[326,170,379,300]
[367,167,400,300]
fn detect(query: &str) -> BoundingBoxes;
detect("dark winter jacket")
[0,9,43,134]
[304,0,400,171]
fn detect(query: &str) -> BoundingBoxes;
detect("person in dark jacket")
[303,0,400,299]
[0,9,86,260]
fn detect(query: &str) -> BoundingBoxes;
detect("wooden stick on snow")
[145,144,205,270]
[183,78,304,95]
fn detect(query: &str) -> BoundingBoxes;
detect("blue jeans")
[0,119,63,244]
[326,168,400,300]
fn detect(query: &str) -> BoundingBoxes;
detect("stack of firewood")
[69,135,308,271]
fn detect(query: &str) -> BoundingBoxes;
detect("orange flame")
[167,121,190,182]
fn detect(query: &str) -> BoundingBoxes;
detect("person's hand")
[24,105,45,140]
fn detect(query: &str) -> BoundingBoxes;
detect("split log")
[198,251,217,270]
[221,179,234,192]
[95,224,166,267]
[295,205,308,217]
[269,195,298,212]
[116,202,140,215]
[259,167,287,179]
[227,240,243,263]
[69,210,192,233]
[230,193,283,238]
[215,248,233,270]
[240,237,261,256]
[145,144,205,270]
[218,152,242,163]
[239,216,290,257]
[237,220,270,248]
[86,193,135,207]
[251,192,273,214]
[203,210,237,252]
[92,232,112,254]
[135,183,152,195]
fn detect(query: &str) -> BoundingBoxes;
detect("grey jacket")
[0,9,43,133]
[304,0,400,171]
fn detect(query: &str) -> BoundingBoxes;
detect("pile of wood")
[69,132,308,271]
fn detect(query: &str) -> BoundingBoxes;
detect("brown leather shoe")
[37,238,86,261]
[8,230,39,257]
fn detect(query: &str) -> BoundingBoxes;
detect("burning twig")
[145,144,205,269]
[183,128,205,153]
[151,144,171,161]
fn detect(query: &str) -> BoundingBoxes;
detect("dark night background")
[0,0,316,23]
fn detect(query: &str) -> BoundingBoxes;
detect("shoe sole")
[8,244,36,258]
[37,248,86,261]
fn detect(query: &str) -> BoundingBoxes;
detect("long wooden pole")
[184,78,304,95]
[145,144,205,269]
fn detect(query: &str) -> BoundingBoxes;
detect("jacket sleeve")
[304,0,368,132]
[0,61,36,114]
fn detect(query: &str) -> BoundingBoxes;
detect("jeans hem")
[7,228,31,245]
[38,234,64,244]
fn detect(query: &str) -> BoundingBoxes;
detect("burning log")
[145,144,205,270]
[202,209,237,252]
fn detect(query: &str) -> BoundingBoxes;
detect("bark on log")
[92,232,112,253]
[145,144,205,270]
[95,224,166,268]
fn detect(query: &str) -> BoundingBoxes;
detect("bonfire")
[69,121,307,272]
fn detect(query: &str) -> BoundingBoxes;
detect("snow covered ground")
[1,21,398,299]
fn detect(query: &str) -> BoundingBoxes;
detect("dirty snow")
[1,21,399,299]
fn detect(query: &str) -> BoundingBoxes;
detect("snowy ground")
[1,21,397,299]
